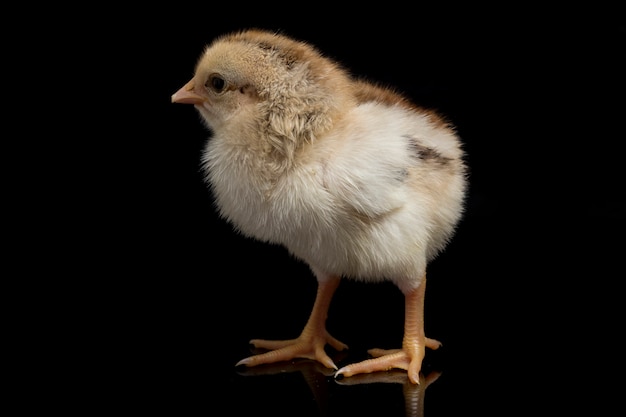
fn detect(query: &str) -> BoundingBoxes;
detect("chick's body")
[172,29,467,384]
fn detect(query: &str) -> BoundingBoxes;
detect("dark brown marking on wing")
[404,135,452,166]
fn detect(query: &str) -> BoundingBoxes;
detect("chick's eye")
[206,74,226,93]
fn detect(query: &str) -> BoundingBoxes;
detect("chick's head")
[174,30,355,156]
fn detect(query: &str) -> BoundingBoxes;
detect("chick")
[171,29,467,384]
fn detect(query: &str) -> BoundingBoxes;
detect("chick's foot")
[236,276,347,370]
[236,330,348,370]
[336,279,440,384]
[335,337,441,384]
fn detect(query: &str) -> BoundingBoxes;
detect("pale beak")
[171,79,205,104]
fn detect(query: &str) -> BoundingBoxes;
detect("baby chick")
[171,29,467,384]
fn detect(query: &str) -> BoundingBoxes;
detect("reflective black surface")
[46,5,624,415]
[97,199,621,415]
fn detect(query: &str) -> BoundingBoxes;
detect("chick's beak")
[171,79,205,104]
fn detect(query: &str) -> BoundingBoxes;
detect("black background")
[21,3,625,415]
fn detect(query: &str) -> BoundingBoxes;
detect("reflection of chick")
[172,29,467,384]
[337,370,442,417]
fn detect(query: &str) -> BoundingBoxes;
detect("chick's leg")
[335,276,440,384]
[236,275,348,370]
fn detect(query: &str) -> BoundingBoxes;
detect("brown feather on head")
[205,29,356,173]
